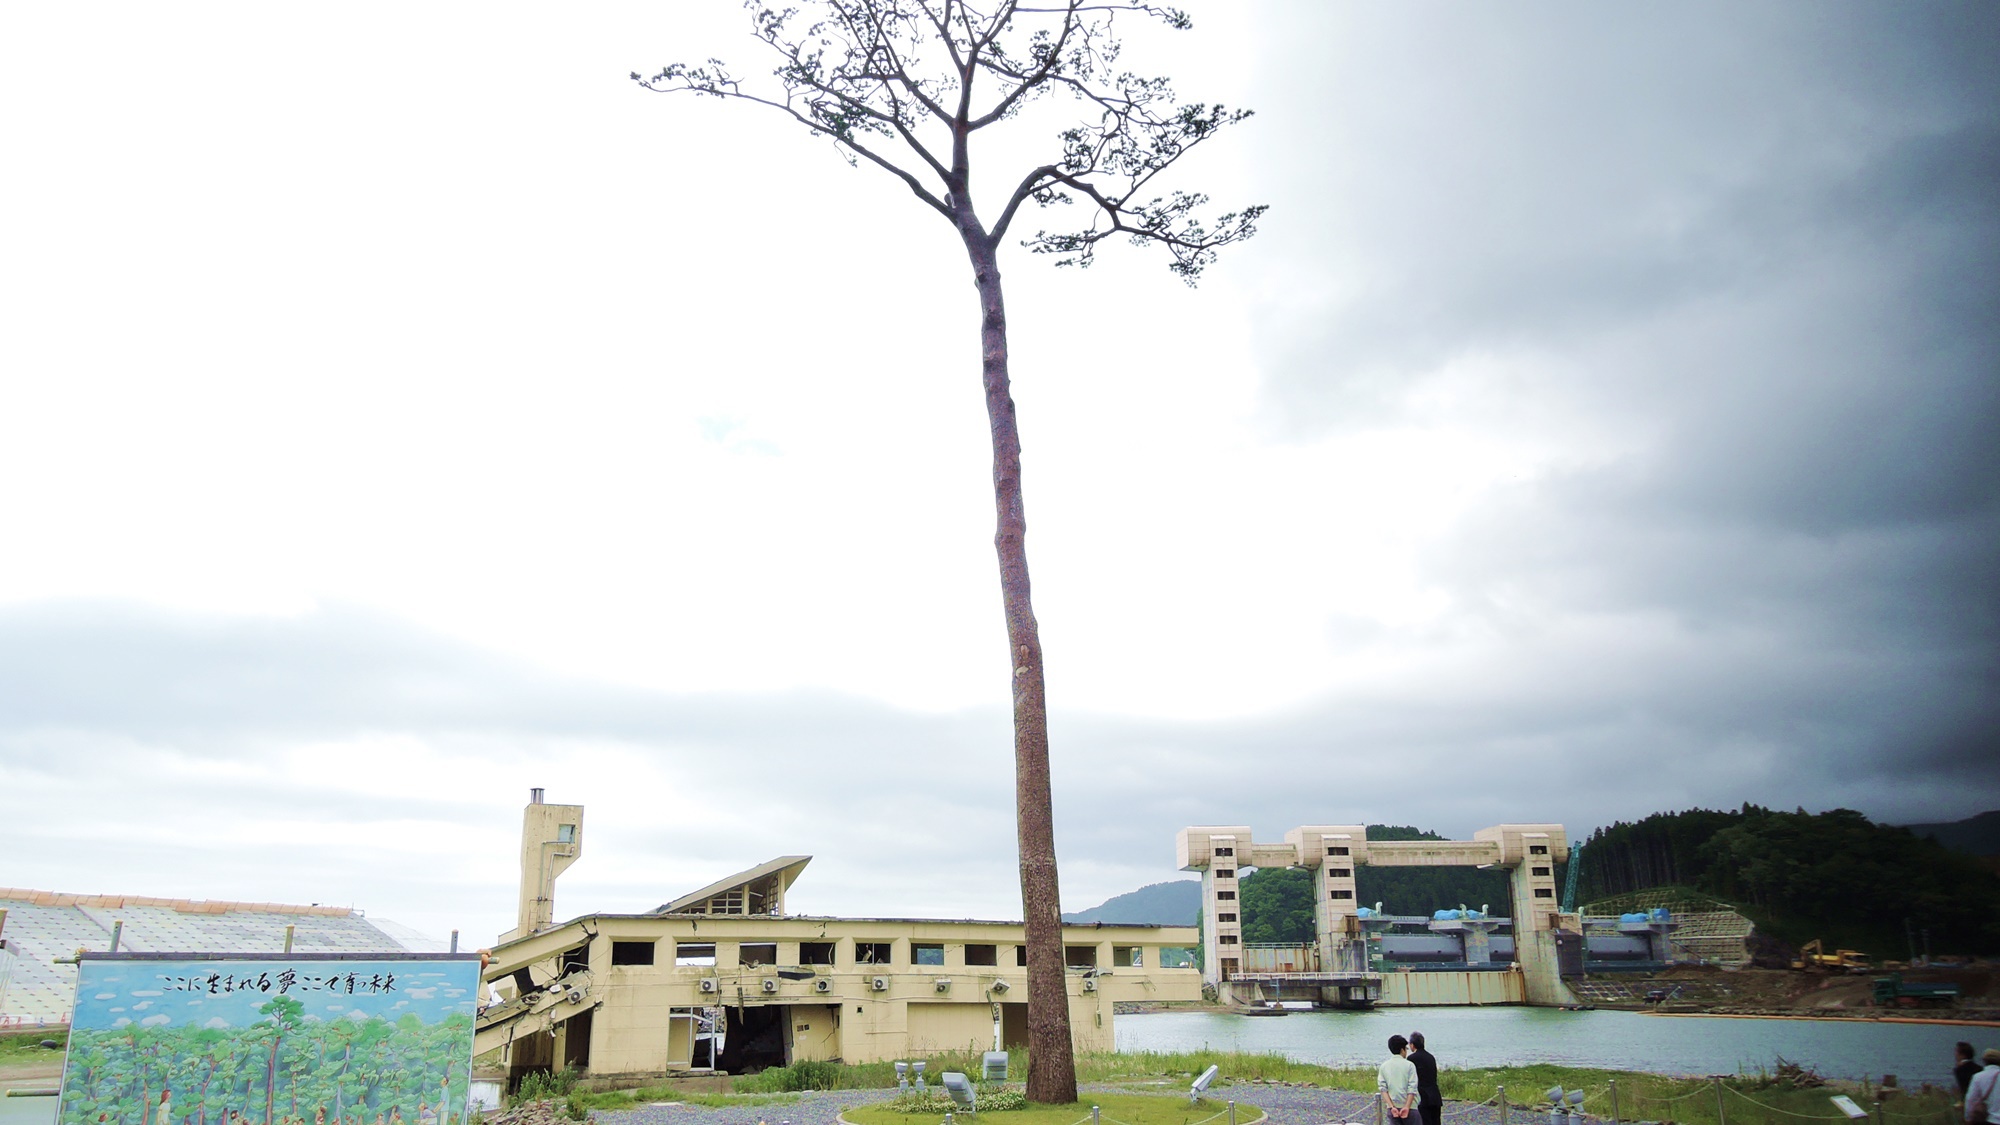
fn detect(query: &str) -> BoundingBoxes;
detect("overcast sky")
[3,1,1995,946]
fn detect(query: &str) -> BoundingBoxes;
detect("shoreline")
[1642,1010,2000,1027]
[1117,1000,2000,1026]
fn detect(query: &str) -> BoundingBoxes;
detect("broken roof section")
[651,856,811,917]
[0,888,438,1026]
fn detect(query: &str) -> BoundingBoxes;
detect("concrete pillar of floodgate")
[509,789,585,943]
[1463,923,1493,964]
[1476,823,1573,1006]
[1176,826,1251,987]
[1286,825,1366,971]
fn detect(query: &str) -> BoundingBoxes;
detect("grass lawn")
[0,1032,67,1067]
[543,1047,1968,1125]
[844,1093,1258,1125]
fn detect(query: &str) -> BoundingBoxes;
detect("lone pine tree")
[637,1,1262,1100]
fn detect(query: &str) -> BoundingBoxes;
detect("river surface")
[1117,1008,1986,1088]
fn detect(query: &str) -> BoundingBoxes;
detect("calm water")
[1117,1008,1988,1088]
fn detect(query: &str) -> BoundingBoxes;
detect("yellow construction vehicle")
[1791,939,1872,972]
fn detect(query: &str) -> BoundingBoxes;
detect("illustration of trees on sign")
[62,1015,475,1125]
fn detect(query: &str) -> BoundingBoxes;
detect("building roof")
[650,856,811,916]
[0,888,439,1027]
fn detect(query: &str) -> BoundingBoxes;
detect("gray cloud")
[3,585,1993,942]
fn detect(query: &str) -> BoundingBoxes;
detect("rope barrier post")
[1714,1078,1726,1125]
[1229,1102,1236,1125]
[1609,1079,1618,1124]
[1093,1105,1101,1125]
[1871,1099,1881,1125]
[1378,1091,1386,1125]
[1499,1086,1507,1125]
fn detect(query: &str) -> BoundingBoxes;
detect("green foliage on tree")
[1236,867,1315,944]
[1354,825,1515,918]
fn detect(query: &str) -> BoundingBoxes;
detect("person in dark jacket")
[1960,1043,1982,1099]
[1410,1031,1442,1125]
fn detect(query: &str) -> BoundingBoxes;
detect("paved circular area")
[593,1085,1515,1125]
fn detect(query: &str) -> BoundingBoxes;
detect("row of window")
[604,939,1187,969]
[1210,844,1353,858]
[1214,839,1554,863]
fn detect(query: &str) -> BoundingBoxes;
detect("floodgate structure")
[1177,824,1731,1010]
[476,791,1201,1081]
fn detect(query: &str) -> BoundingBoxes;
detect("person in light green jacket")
[1378,1034,1418,1121]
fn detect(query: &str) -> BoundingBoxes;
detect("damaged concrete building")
[476,791,1201,1080]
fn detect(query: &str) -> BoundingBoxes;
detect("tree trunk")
[967,234,1076,1103]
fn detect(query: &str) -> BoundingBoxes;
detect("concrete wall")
[790,1004,839,1062]
[1376,970,1524,1006]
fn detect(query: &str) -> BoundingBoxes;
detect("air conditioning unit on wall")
[1082,978,1097,992]
[699,979,717,993]
[871,976,890,991]
[934,978,951,993]
[814,978,833,993]
[761,979,779,993]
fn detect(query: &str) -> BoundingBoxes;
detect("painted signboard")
[58,954,480,1125]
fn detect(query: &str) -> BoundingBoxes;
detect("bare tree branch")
[633,68,955,219]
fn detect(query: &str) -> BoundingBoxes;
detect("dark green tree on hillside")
[1238,867,1314,944]
[636,1,1262,1102]
[1358,825,1512,917]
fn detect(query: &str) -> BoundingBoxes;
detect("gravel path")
[1212,1084,1513,1125]
[592,1085,1517,1125]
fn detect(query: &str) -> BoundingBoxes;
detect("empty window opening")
[675,942,716,967]
[556,824,576,844]
[855,942,893,965]
[1214,847,1234,857]
[1529,845,1549,855]
[610,941,656,966]
[1064,945,1099,969]
[1112,946,1143,968]
[913,943,945,966]
[1330,889,1354,900]
[1216,890,1237,901]
[1532,866,1551,877]
[1218,913,1238,923]
[1534,887,1554,898]
[1015,945,1028,967]
[559,947,589,975]
[1328,868,1352,879]
[964,944,998,967]
[799,942,835,966]
[738,943,776,967]
[1158,947,1196,968]
[1218,935,1239,945]
[1217,869,1236,880]
[1327,846,1349,856]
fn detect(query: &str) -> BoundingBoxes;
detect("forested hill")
[1902,809,2000,857]
[1064,880,1200,925]
[1577,806,2000,957]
